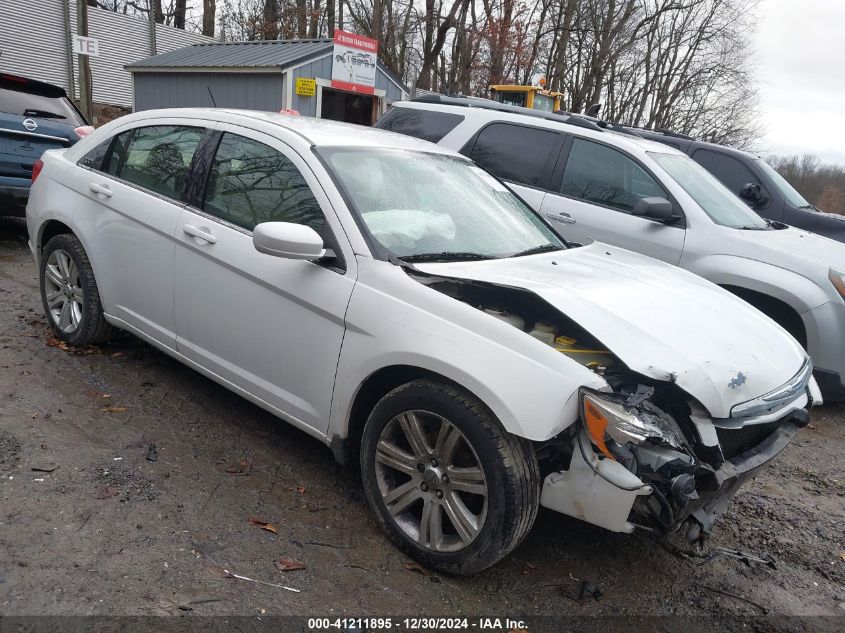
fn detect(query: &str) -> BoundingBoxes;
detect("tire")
[40,233,114,346]
[360,379,539,575]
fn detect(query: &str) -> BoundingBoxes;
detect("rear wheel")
[360,379,539,575]
[40,234,114,346]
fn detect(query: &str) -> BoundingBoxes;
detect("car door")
[172,125,355,435]
[77,122,205,348]
[540,136,686,264]
[463,121,563,217]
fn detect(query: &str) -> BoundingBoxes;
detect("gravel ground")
[1,217,843,628]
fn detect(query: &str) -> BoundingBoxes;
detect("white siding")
[0,0,213,108]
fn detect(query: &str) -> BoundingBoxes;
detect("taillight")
[74,125,95,138]
[31,158,44,183]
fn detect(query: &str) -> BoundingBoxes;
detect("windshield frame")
[649,151,769,229]
[314,146,569,262]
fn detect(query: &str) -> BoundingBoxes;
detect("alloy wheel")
[44,249,83,334]
[374,410,488,552]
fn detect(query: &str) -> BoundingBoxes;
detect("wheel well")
[721,285,807,349]
[39,220,74,251]
[332,365,461,466]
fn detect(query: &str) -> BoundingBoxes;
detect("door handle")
[183,224,217,244]
[546,211,576,225]
[88,182,113,198]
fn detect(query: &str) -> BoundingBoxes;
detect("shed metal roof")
[127,39,334,70]
[126,38,410,93]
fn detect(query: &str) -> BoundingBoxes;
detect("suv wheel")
[40,234,114,346]
[360,379,539,575]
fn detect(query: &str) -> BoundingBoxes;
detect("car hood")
[416,242,807,418]
[736,225,845,271]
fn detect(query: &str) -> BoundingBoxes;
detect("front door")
[542,137,686,264]
[173,127,355,434]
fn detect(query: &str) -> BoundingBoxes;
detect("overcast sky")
[754,0,845,165]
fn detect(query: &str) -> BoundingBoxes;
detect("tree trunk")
[371,0,383,42]
[174,0,187,29]
[202,0,215,37]
[327,0,335,37]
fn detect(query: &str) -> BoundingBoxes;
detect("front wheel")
[360,379,539,575]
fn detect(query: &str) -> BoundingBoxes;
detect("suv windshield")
[755,158,811,208]
[650,152,768,229]
[320,148,565,261]
[0,86,86,125]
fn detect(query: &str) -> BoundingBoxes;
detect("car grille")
[716,421,782,460]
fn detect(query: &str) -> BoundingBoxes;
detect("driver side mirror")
[631,196,677,222]
[739,183,771,209]
[253,222,326,260]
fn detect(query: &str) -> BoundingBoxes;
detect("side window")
[560,138,667,213]
[104,131,131,176]
[202,132,324,234]
[78,138,112,170]
[468,123,559,188]
[692,148,761,196]
[375,108,464,143]
[114,126,203,200]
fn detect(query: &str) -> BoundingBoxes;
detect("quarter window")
[560,138,667,213]
[78,139,112,170]
[468,123,559,188]
[202,133,324,234]
[111,125,203,200]
[375,108,464,143]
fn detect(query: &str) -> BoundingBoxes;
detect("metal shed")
[126,39,409,125]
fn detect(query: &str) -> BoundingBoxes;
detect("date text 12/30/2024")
[307,617,528,630]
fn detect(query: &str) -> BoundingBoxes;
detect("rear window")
[0,85,85,126]
[468,123,559,188]
[375,107,464,143]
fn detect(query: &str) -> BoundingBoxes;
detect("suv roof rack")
[409,94,605,132]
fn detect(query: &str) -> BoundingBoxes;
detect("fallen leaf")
[248,517,278,534]
[402,562,430,576]
[274,557,306,572]
[111,352,125,358]
[295,485,306,494]
[95,485,119,499]
[840,551,845,562]
[225,459,251,475]
[101,406,128,414]
[806,424,816,430]
[31,412,39,419]
[45,335,69,351]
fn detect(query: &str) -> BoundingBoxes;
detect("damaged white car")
[26,109,819,575]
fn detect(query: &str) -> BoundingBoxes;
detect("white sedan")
[26,108,819,574]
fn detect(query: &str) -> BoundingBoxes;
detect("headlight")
[830,268,845,300]
[581,391,686,458]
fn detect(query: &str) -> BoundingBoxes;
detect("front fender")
[684,254,830,315]
[329,258,607,443]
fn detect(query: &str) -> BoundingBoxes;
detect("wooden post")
[76,0,93,122]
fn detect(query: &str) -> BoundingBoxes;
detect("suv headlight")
[581,391,686,459]
[830,268,845,300]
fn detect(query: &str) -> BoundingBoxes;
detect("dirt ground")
[1,217,843,628]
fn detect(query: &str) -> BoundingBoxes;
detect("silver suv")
[377,97,845,402]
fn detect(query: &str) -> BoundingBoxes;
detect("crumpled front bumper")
[683,418,802,532]
[539,406,806,535]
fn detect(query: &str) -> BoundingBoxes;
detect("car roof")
[121,107,461,156]
[393,100,685,157]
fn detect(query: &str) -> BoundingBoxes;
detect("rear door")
[540,136,686,264]
[173,125,355,434]
[76,122,206,348]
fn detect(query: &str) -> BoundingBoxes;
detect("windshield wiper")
[510,243,564,258]
[22,109,66,120]
[400,252,494,263]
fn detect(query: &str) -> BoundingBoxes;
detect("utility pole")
[76,0,94,122]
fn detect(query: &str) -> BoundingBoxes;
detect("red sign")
[331,30,379,95]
